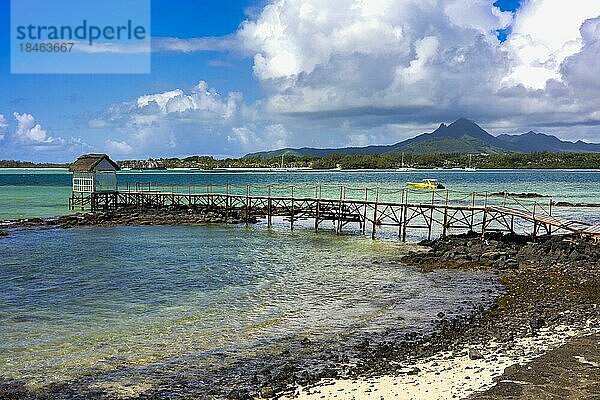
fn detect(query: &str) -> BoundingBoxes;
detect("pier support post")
[427,190,435,241]
[245,184,250,226]
[371,188,379,239]
[315,185,320,232]
[402,190,409,242]
[532,202,537,239]
[336,186,344,235]
[470,192,476,232]
[225,183,230,224]
[398,190,404,238]
[290,186,295,231]
[548,198,553,235]
[481,192,488,239]
[362,188,368,235]
[267,185,272,228]
[442,190,449,237]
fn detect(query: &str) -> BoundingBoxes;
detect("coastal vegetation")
[2,152,600,170]
[133,152,600,170]
[0,160,68,168]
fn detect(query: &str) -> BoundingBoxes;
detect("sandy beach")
[286,322,599,399]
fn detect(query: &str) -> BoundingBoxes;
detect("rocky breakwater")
[3,205,261,229]
[403,232,599,338]
[389,233,600,396]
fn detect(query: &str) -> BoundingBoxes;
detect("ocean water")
[1,168,599,221]
[0,168,598,396]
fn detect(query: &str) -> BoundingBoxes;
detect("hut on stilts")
[68,154,120,210]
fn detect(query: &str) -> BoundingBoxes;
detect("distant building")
[69,153,120,193]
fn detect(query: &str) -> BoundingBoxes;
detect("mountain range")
[244,119,600,158]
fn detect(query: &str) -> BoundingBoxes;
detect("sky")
[1,0,600,162]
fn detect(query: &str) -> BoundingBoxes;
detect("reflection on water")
[0,225,498,394]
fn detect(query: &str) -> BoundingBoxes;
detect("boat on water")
[406,179,445,190]
[272,153,292,172]
[464,154,476,171]
[396,153,416,171]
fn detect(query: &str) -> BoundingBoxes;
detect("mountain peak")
[244,119,600,158]
[431,118,493,141]
[448,118,479,129]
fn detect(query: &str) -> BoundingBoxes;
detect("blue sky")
[1,0,600,162]
[0,0,261,160]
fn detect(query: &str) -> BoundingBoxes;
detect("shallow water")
[0,225,498,394]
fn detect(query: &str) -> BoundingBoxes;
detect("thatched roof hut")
[70,154,119,193]
[69,154,120,173]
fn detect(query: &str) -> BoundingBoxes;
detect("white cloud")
[503,0,600,89]
[561,17,600,93]
[230,0,600,140]
[0,113,88,160]
[0,114,7,141]
[13,112,58,146]
[152,36,238,53]
[90,0,600,158]
[239,0,513,115]
[105,140,133,155]
[94,81,249,157]
[134,81,241,119]
[71,41,151,54]
[226,123,291,152]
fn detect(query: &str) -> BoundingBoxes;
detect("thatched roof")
[69,154,120,172]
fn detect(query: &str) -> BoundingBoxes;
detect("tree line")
[2,152,599,169]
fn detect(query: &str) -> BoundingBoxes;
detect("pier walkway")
[69,183,600,240]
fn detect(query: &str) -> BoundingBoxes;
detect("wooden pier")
[69,183,600,240]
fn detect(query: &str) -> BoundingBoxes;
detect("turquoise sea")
[1,168,599,221]
[0,168,598,396]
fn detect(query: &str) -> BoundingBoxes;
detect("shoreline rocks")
[1,205,261,230]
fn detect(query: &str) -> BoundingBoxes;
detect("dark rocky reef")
[553,201,600,208]
[2,205,261,230]
[489,192,550,198]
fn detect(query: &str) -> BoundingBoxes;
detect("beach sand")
[283,320,599,400]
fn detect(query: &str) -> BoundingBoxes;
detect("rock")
[481,251,507,260]
[468,349,484,360]
[0,230,7,237]
[502,364,520,377]
[530,318,545,333]
[228,389,253,400]
[260,386,275,398]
